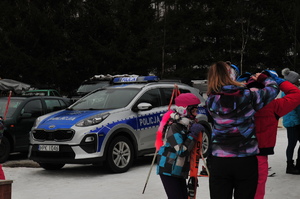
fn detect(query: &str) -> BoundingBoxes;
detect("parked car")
[70,74,139,102]
[69,75,113,102]
[29,76,212,173]
[0,96,70,162]
[22,89,61,97]
[0,117,4,139]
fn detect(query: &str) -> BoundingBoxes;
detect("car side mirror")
[132,102,152,112]
[20,113,32,118]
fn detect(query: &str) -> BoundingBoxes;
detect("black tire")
[202,129,211,158]
[39,163,65,170]
[0,137,11,163]
[105,136,134,173]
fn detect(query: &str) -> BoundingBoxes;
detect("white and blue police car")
[29,76,211,173]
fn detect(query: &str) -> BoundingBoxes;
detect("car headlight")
[32,117,42,128]
[76,113,109,127]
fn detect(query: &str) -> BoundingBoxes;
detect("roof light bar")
[112,76,159,84]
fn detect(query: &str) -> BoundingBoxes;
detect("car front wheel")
[0,137,11,163]
[202,129,211,158]
[105,136,134,173]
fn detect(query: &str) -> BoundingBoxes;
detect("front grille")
[32,129,75,141]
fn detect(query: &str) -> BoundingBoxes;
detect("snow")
[3,127,300,199]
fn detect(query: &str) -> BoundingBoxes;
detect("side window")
[22,100,43,117]
[50,91,60,96]
[161,88,191,106]
[136,89,161,108]
[59,100,68,108]
[45,99,61,113]
[179,89,191,94]
[54,91,60,96]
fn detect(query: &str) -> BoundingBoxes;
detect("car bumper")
[28,144,105,164]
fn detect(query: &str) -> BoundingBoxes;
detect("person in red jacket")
[243,71,300,199]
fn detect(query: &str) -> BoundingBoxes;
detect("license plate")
[38,145,59,152]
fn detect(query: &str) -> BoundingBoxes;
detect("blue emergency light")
[112,76,159,84]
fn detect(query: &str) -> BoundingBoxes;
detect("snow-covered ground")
[2,127,300,199]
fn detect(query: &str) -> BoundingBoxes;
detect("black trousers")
[286,125,300,161]
[160,174,188,199]
[208,156,258,199]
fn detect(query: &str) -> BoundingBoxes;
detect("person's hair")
[207,61,244,94]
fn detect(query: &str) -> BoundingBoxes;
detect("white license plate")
[38,145,59,152]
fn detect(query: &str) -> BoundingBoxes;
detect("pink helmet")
[175,93,200,107]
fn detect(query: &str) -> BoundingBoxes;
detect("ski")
[268,172,276,177]
[268,167,276,177]
[188,131,203,199]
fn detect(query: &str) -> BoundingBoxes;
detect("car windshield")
[77,81,110,94]
[0,98,23,118]
[70,88,140,110]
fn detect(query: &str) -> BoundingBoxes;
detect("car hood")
[37,109,110,130]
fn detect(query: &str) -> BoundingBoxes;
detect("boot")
[200,166,208,176]
[286,160,300,174]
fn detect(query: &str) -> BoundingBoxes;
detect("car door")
[135,88,167,150]
[135,87,192,150]
[13,99,43,151]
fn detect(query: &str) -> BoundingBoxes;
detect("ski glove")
[263,70,285,85]
[237,72,252,82]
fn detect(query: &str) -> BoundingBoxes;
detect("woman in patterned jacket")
[156,93,205,199]
[205,61,281,199]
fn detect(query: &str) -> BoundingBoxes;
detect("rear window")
[161,88,191,106]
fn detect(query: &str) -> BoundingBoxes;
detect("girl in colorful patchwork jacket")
[156,93,205,199]
[205,61,280,199]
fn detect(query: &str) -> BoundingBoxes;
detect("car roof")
[25,89,58,92]
[0,96,67,100]
[79,76,202,99]
[105,81,193,89]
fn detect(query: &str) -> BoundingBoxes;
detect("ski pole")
[4,91,12,120]
[142,151,157,194]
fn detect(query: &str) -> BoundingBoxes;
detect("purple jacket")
[206,76,279,157]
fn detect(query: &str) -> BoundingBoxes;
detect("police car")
[29,76,211,173]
